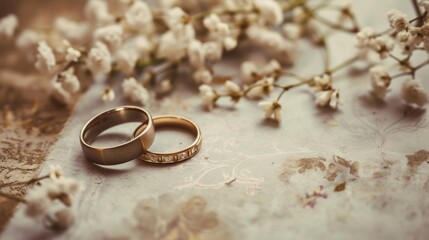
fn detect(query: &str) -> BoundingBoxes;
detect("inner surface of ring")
[83,108,149,145]
[134,117,198,149]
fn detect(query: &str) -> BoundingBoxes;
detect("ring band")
[80,106,155,165]
[133,115,202,163]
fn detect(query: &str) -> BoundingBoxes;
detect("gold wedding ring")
[133,115,202,164]
[80,106,155,165]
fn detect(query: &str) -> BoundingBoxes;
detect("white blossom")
[313,74,332,89]
[35,41,56,74]
[85,0,113,26]
[401,79,429,107]
[356,27,394,59]
[87,41,112,75]
[315,90,339,109]
[25,174,82,221]
[93,24,123,51]
[158,79,172,94]
[25,185,51,217]
[122,77,150,105]
[246,77,274,99]
[131,36,153,62]
[203,14,227,34]
[261,60,281,77]
[0,14,18,40]
[356,27,375,48]
[15,30,40,52]
[65,47,81,62]
[164,7,189,33]
[369,65,391,99]
[223,37,238,51]
[387,9,408,32]
[246,26,295,65]
[57,69,80,94]
[51,79,72,105]
[157,24,195,62]
[293,7,308,23]
[253,0,283,26]
[116,47,138,75]
[102,87,115,102]
[48,164,64,180]
[224,80,241,95]
[54,17,89,43]
[397,31,410,43]
[193,68,213,84]
[241,61,258,83]
[125,1,153,31]
[203,41,223,61]
[187,40,205,68]
[199,84,218,110]
[258,100,282,122]
[282,23,302,40]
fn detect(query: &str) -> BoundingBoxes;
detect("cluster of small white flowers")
[87,41,112,75]
[93,24,123,51]
[253,0,283,26]
[157,7,195,62]
[401,79,429,107]
[122,77,150,105]
[203,14,237,51]
[65,47,81,63]
[387,9,408,32]
[258,100,282,122]
[312,74,339,109]
[34,41,56,74]
[85,0,114,26]
[246,77,274,99]
[199,84,218,110]
[124,1,153,32]
[54,17,89,44]
[289,7,321,43]
[24,165,82,230]
[355,27,394,60]
[102,87,115,102]
[0,14,18,41]
[246,26,296,66]
[15,30,40,54]
[51,68,81,105]
[241,60,281,84]
[4,0,428,121]
[369,65,391,99]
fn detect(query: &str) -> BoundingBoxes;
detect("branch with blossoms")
[0,165,83,231]
[0,0,428,123]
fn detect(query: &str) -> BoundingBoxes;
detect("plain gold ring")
[133,115,202,163]
[80,106,155,165]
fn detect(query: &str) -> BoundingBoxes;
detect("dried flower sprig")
[1,0,428,123]
[0,165,83,231]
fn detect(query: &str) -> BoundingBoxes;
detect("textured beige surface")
[2,0,429,239]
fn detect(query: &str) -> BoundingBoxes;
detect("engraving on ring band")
[134,115,202,164]
[140,141,201,163]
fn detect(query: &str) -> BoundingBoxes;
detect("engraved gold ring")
[133,115,202,164]
[80,106,155,165]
